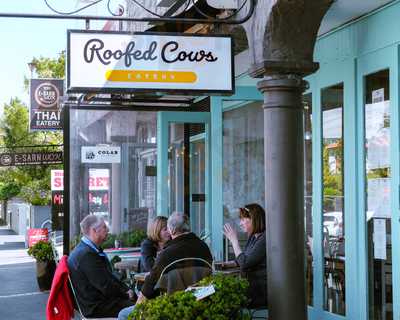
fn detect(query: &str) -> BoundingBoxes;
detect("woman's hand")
[223,223,242,258]
[223,223,239,245]
[136,292,147,305]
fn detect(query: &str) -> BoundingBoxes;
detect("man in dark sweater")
[118,212,213,320]
[68,215,135,318]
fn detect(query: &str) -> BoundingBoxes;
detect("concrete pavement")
[0,226,48,320]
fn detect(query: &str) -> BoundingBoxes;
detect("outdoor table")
[115,259,140,273]
[104,247,140,261]
[214,260,240,276]
[134,272,149,284]
[214,268,241,276]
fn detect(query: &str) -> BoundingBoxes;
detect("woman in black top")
[223,203,267,308]
[139,216,171,272]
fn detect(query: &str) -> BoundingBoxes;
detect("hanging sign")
[67,30,234,94]
[0,151,63,166]
[81,146,121,163]
[30,79,64,131]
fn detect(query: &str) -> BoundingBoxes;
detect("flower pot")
[36,260,56,291]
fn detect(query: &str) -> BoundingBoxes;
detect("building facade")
[65,1,400,319]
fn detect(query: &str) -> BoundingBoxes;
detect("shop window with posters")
[68,109,157,251]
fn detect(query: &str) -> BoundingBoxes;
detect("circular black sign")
[34,82,60,109]
[0,154,12,166]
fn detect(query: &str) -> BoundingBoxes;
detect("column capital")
[249,60,319,78]
[257,74,308,109]
[242,0,332,78]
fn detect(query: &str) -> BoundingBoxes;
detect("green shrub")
[102,233,117,249]
[102,230,147,249]
[70,234,82,250]
[129,274,250,320]
[27,240,54,262]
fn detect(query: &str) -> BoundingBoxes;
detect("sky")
[0,0,110,115]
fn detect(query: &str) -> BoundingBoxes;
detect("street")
[0,227,48,320]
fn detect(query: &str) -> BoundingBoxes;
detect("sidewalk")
[0,226,48,320]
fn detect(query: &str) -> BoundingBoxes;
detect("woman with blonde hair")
[139,216,170,272]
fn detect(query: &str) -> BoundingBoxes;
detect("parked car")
[323,211,343,237]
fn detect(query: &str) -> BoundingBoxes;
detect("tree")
[24,52,65,89]
[0,179,21,222]
[0,52,64,209]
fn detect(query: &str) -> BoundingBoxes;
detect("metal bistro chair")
[68,275,118,320]
[155,257,213,295]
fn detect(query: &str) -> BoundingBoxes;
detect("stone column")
[258,74,307,320]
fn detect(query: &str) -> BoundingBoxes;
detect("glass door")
[190,135,206,238]
[364,70,392,320]
[157,112,210,240]
[357,46,400,320]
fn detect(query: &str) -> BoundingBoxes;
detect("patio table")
[104,247,141,261]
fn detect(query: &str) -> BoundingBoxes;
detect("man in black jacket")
[117,212,213,320]
[68,215,134,318]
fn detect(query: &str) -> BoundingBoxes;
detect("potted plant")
[129,274,251,320]
[27,240,56,291]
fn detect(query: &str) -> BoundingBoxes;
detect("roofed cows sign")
[67,30,234,94]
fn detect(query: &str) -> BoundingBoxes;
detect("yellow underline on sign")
[106,70,197,83]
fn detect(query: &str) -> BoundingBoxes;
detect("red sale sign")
[51,170,64,191]
[88,168,110,191]
[27,228,49,247]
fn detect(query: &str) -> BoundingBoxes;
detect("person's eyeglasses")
[241,207,250,213]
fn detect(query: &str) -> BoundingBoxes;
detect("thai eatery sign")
[30,79,63,131]
[67,30,234,94]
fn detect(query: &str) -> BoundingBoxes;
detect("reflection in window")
[69,110,157,251]
[322,83,345,315]
[190,139,206,237]
[222,101,264,260]
[168,123,185,214]
[303,93,313,306]
[167,123,206,239]
[365,70,392,320]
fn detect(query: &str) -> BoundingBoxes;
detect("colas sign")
[67,30,234,94]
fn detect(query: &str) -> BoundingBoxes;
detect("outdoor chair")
[68,275,117,320]
[323,237,345,314]
[155,257,213,294]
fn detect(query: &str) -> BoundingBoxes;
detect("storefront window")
[321,83,345,315]
[190,138,206,237]
[303,93,313,306]
[222,101,264,259]
[69,109,157,250]
[168,123,185,214]
[167,123,206,237]
[365,69,392,320]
